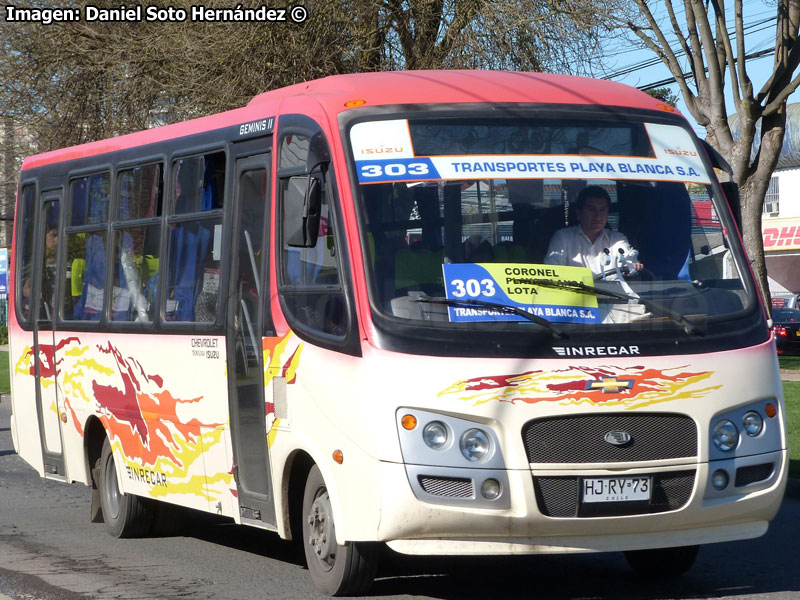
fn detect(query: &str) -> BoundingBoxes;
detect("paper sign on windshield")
[442,263,600,323]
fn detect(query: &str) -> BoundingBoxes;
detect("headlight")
[742,411,764,437]
[422,421,449,449]
[712,419,739,452]
[460,428,491,462]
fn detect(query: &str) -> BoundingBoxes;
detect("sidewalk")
[781,369,800,381]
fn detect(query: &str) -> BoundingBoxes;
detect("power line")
[602,15,776,81]
[638,48,774,90]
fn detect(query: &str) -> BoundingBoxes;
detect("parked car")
[772,307,800,354]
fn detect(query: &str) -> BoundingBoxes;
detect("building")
[758,103,800,307]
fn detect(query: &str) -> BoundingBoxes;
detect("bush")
[0,326,7,345]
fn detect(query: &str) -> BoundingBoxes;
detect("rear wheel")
[302,465,378,596]
[625,545,699,578]
[98,437,154,538]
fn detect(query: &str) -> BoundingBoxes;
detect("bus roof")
[21,70,677,171]
[248,70,667,111]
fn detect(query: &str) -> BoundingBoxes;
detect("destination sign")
[441,263,600,324]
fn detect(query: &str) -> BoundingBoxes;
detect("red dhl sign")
[763,219,800,251]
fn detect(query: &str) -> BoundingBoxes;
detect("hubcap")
[306,488,335,571]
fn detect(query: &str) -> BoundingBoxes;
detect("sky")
[601,0,788,138]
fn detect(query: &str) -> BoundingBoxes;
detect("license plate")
[581,476,651,503]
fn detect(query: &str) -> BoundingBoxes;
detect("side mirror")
[720,181,742,231]
[285,175,322,248]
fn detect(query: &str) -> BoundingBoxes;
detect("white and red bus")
[9,71,787,595]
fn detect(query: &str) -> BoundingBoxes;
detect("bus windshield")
[349,114,753,336]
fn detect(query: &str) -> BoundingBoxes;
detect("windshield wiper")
[521,278,702,335]
[412,296,566,339]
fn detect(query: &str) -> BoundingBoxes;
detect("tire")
[624,545,699,578]
[301,465,378,596]
[98,437,154,538]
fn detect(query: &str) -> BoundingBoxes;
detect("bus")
[9,71,787,595]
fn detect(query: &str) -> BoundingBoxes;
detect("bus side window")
[16,184,36,325]
[164,152,225,323]
[112,164,163,323]
[63,172,110,322]
[112,226,161,322]
[277,129,347,339]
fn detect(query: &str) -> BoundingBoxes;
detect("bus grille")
[522,414,697,464]
[533,470,696,518]
[734,463,774,487]
[418,475,474,499]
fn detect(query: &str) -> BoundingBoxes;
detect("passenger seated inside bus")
[24,224,59,319]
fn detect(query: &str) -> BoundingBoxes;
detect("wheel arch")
[84,416,106,485]
[281,448,315,541]
[83,415,107,523]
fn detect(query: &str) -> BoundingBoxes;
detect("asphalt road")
[0,398,798,600]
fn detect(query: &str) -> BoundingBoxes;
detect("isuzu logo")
[604,431,633,446]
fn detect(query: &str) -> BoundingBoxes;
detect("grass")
[779,355,800,371]
[784,380,800,479]
[0,351,8,396]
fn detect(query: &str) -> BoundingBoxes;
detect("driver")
[544,185,643,277]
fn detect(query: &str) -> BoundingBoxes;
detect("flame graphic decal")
[262,333,303,449]
[16,337,228,501]
[439,364,719,409]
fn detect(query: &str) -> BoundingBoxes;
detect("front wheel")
[98,438,154,538]
[624,545,699,578]
[302,465,378,596]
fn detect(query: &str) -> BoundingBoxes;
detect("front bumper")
[375,449,787,555]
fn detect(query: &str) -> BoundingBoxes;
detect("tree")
[381,0,604,71]
[645,86,679,107]
[604,0,800,306]
[0,0,610,148]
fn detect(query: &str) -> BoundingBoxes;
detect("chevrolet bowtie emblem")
[585,377,635,394]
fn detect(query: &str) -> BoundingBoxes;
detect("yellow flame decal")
[14,346,33,376]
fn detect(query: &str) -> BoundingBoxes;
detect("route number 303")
[450,278,496,298]
[360,162,430,178]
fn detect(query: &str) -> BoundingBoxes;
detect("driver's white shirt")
[544,226,632,276]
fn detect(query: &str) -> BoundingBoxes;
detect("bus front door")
[226,151,276,526]
[32,195,66,479]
